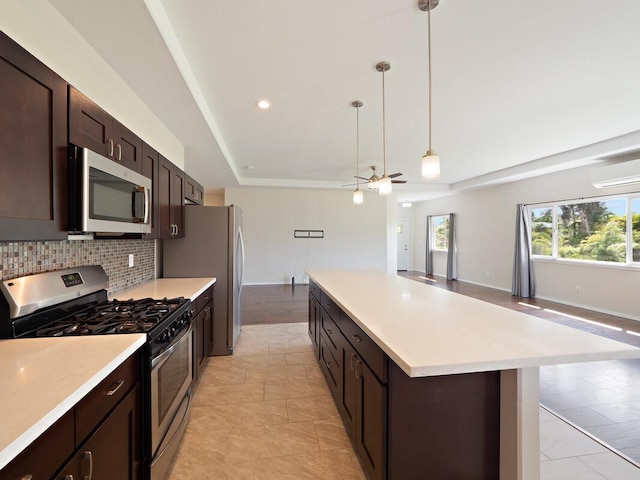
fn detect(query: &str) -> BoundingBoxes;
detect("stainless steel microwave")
[69,146,152,234]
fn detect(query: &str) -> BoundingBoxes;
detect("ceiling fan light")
[368,180,379,190]
[353,188,364,205]
[422,151,440,180]
[378,175,392,195]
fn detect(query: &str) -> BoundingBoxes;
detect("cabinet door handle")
[355,359,362,379]
[350,353,357,372]
[325,360,332,370]
[326,328,333,335]
[82,451,93,480]
[116,143,122,161]
[352,334,362,343]
[107,138,114,157]
[106,379,125,396]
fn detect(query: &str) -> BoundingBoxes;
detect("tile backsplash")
[0,239,156,294]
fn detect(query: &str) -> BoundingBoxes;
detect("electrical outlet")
[128,254,134,268]
[575,285,581,293]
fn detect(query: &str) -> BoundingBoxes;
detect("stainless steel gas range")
[0,265,193,480]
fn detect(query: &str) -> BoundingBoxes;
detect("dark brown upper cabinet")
[158,155,185,239]
[69,86,142,173]
[0,31,68,240]
[184,173,204,205]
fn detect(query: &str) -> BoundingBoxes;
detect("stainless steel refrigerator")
[163,205,244,356]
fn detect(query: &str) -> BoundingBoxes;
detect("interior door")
[396,220,409,271]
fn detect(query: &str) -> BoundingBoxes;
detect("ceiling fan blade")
[354,176,370,181]
[391,179,407,184]
[388,172,404,178]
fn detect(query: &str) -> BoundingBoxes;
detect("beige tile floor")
[167,323,640,479]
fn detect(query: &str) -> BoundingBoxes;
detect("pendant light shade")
[376,61,392,196]
[421,151,440,179]
[419,0,441,180]
[352,100,364,205]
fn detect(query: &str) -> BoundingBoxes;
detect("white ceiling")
[51,0,640,202]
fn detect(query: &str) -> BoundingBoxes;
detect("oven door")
[150,325,193,458]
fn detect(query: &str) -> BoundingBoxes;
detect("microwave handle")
[143,185,150,225]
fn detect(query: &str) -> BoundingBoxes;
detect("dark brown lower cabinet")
[57,384,142,480]
[193,286,214,383]
[339,334,386,480]
[193,308,205,381]
[311,288,500,480]
[0,352,142,480]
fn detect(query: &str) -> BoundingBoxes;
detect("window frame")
[528,193,640,268]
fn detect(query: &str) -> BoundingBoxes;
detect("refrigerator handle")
[236,227,245,295]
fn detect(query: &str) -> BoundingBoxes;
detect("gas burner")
[28,296,187,337]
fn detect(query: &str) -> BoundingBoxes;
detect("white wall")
[225,187,389,285]
[0,1,184,167]
[411,164,640,320]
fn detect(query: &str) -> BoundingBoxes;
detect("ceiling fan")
[350,166,406,189]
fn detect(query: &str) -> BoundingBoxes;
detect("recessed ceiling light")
[256,100,271,109]
[244,166,255,170]
[402,202,412,208]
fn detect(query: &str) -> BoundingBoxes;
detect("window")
[432,215,449,251]
[529,195,640,265]
[531,207,553,256]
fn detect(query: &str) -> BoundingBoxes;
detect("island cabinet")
[192,285,214,383]
[69,86,143,173]
[0,31,68,241]
[310,285,500,480]
[0,351,142,480]
[308,281,321,358]
[158,155,185,239]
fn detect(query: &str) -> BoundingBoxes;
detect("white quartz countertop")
[307,270,640,377]
[112,277,216,302]
[0,334,145,470]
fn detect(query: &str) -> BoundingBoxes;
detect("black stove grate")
[30,297,187,337]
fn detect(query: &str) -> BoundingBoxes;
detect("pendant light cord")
[382,67,387,176]
[428,1,433,152]
[356,105,360,189]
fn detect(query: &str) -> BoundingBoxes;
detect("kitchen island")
[307,270,640,480]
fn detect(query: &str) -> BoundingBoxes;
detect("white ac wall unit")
[591,159,640,188]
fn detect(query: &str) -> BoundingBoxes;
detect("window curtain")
[512,204,536,297]
[446,213,457,280]
[425,216,433,275]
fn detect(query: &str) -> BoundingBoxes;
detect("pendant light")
[419,0,441,180]
[352,100,364,205]
[376,61,392,196]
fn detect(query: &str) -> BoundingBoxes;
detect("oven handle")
[151,325,192,370]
